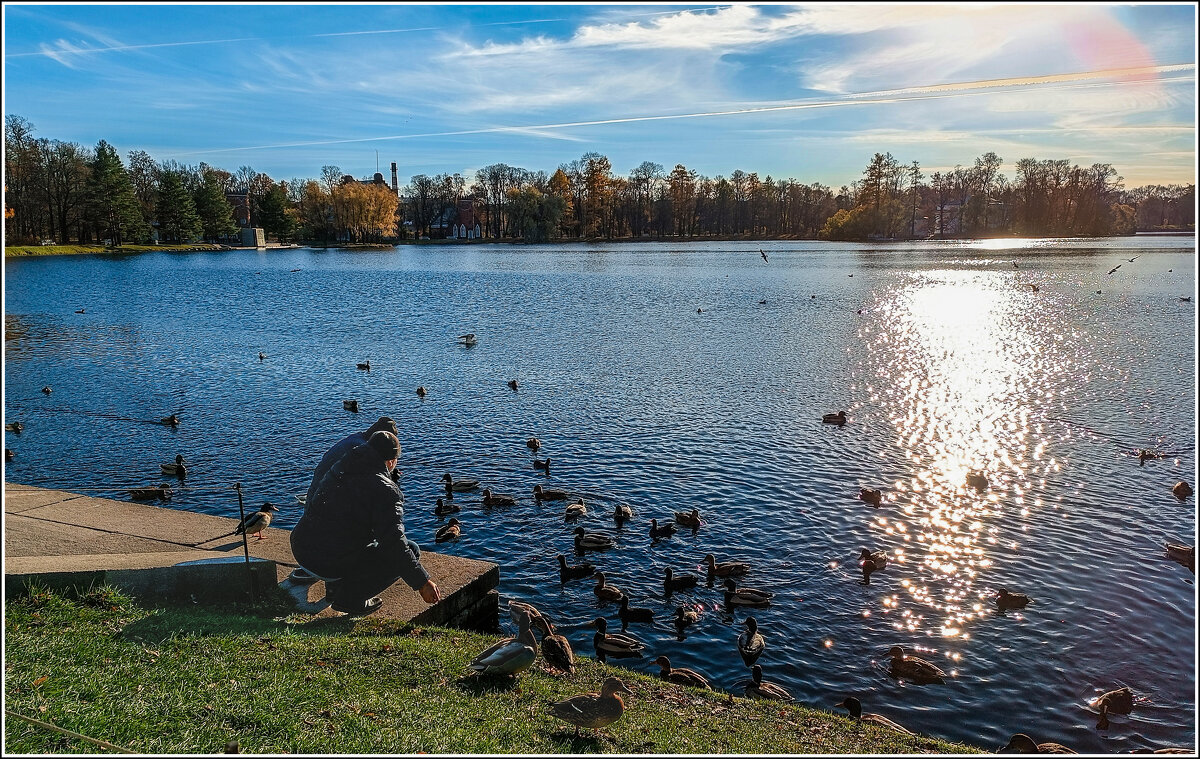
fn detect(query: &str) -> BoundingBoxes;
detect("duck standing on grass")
[745,665,793,701]
[548,677,633,738]
[837,696,913,735]
[233,502,279,541]
[653,656,711,689]
[468,608,538,677]
[998,733,1078,753]
[538,619,575,675]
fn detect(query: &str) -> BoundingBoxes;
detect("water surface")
[4,237,1196,753]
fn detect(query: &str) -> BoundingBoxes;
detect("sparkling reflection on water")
[3,238,1195,753]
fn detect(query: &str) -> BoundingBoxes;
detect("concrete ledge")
[5,552,277,603]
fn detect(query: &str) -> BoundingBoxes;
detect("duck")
[434,518,461,542]
[41,386,52,394]
[4,449,14,462]
[416,386,427,398]
[674,509,702,528]
[526,437,541,452]
[160,454,187,477]
[996,587,1033,611]
[564,500,588,518]
[75,308,85,314]
[458,333,477,346]
[822,410,847,426]
[664,567,699,594]
[1137,449,1162,465]
[468,608,538,677]
[343,400,359,412]
[966,471,990,491]
[592,616,645,657]
[860,549,888,584]
[744,665,794,701]
[998,733,1078,753]
[886,645,946,684]
[1095,686,1134,730]
[130,485,172,501]
[547,676,632,737]
[508,379,519,391]
[482,488,517,507]
[539,619,575,675]
[705,554,751,578]
[557,553,595,581]
[574,527,615,551]
[533,457,551,472]
[4,421,23,433]
[649,518,677,540]
[613,503,633,523]
[258,352,265,360]
[674,606,700,629]
[593,571,625,602]
[618,596,654,625]
[533,484,570,501]
[858,488,883,507]
[653,656,711,689]
[1172,481,1193,499]
[508,601,549,635]
[441,473,480,492]
[356,360,370,370]
[837,696,913,735]
[231,502,278,541]
[160,414,180,427]
[723,578,773,607]
[434,497,460,516]
[738,616,766,666]
[1165,542,1194,572]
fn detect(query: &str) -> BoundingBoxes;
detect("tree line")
[5,114,1194,246]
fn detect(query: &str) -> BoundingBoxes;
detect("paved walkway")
[3,483,498,625]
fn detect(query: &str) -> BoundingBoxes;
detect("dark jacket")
[304,431,368,509]
[291,441,429,591]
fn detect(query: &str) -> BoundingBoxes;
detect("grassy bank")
[5,585,983,754]
[5,243,226,257]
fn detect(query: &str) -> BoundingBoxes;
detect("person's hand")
[419,579,441,604]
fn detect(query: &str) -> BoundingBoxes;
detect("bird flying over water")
[760,249,768,262]
[1108,264,1122,275]
[1126,256,1139,263]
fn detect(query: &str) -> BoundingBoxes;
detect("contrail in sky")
[4,6,731,57]
[167,64,1194,157]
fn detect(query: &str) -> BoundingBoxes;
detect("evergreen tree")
[155,170,202,243]
[194,170,238,241]
[85,140,149,245]
[258,183,297,241]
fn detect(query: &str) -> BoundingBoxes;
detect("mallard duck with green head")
[705,554,750,578]
[574,527,615,551]
[592,616,644,658]
[723,578,773,607]
[738,616,765,666]
[593,572,625,602]
[557,554,595,581]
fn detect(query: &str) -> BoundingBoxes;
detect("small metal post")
[234,483,257,602]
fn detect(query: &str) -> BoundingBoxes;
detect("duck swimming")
[564,500,587,518]
[534,484,570,501]
[533,457,551,472]
[434,497,460,516]
[649,518,677,539]
[356,360,370,370]
[996,587,1033,611]
[837,696,913,735]
[592,572,624,602]
[416,386,427,398]
[526,437,541,452]
[674,606,700,629]
[160,454,187,477]
[1094,686,1134,730]
[481,488,517,507]
[860,549,887,584]
[738,616,766,666]
[886,646,946,684]
[618,596,654,625]
[508,379,519,391]
[723,578,773,607]
[705,553,751,578]
[822,410,847,426]
[557,554,595,581]
[434,518,462,542]
[966,471,990,491]
[1165,542,1194,572]
[664,567,699,594]
[1172,481,1193,500]
[613,503,633,523]
[674,509,702,528]
[441,473,480,492]
[592,616,644,658]
[654,656,711,690]
[4,421,23,433]
[574,527,615,551]
[858,488,883,507]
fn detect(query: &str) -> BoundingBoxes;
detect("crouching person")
[291,430,440,615]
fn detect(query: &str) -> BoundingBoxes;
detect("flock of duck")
[420,402,1194,752]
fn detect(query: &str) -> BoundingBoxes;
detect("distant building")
[447,199,482,240]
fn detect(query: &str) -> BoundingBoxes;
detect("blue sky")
[3,3,1196,190]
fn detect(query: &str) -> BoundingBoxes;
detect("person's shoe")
[288,568,319,584]
[331,596,383,616]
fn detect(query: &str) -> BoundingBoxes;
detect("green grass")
[5,243,225,257]
[5,585,984,754]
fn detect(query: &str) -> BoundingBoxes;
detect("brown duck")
[548,677,633,737]
[653,656,711,690]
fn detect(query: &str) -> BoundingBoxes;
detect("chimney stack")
[390,162,398,193]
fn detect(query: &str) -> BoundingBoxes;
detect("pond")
[4,236,1196,753]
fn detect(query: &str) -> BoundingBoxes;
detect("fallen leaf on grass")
[32,676,48,687]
